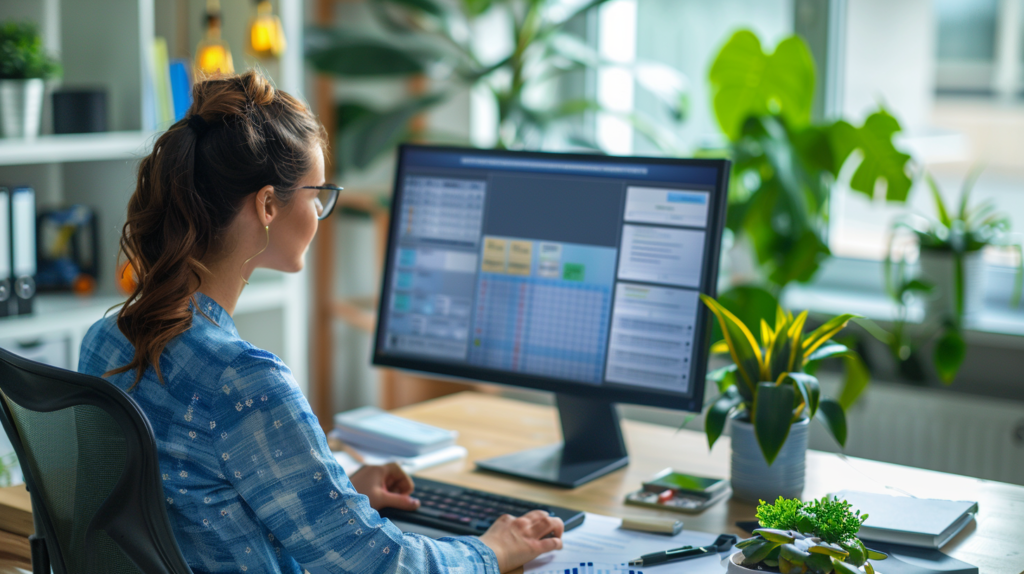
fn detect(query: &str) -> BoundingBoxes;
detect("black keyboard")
[380,477,585,536]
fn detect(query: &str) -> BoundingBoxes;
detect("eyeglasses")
[301,184,343,220]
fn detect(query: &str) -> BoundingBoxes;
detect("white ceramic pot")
[729,416,809,504]
[918,249,985,321]
[0,78,45,139]
[725,551,757,572]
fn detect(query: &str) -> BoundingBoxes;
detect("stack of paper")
[525,513,727,574]
[332,444,468,475]
[333,406,458,456]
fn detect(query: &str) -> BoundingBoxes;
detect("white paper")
[332,444,468,475]
[525,513,728,573]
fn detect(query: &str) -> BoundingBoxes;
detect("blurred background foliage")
[305,0,689,172]
[307,8,918,396]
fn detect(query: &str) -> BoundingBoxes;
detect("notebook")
[832,490,978,548]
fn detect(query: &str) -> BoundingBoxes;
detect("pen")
[628,534,738,567]
[628,545,705,566]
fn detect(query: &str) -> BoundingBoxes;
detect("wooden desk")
[395,392,1024,574]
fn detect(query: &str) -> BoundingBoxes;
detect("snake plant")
[701,294,857,465]
[736,497,888,574]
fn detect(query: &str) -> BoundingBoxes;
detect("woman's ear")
[255,185,277,226]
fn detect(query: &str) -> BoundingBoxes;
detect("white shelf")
[0,280,289,342]
[0,131,157,166]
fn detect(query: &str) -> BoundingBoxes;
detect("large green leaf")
[706,388,743,449]
[335,92,449,171]
[802,314,857,359]
[707,364,741,395]
[305,28,435,76]
[829,111,912,202]
[708,30,815,141]
[934,327,966,385]
[816,398,847,447]
[780,372,820,418]
[700,294,765,390]
[839,348,871,410]
[753,382,797,465]
[711,286,780,345]
[804,342,848,363]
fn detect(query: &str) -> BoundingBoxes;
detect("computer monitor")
[372,145,731,487]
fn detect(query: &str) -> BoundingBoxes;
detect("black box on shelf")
[52,89,108,134]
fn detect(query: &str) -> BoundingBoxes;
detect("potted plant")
[728,496,888,573]
[0,21,61,139]
[701,294,855,503]
[884,170,1023,384]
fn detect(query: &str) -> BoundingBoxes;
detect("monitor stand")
[475,394,628,488]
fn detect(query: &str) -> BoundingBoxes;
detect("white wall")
[633,0,795,154]
[841,0,935,131]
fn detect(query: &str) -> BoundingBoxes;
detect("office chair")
[0,347,193,574]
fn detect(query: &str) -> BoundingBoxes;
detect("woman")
[77,70,562,574]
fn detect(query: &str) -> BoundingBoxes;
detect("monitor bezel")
[371,144,731,413]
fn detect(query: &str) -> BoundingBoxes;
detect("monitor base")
[475,394,629,488]
[476,444,628,488]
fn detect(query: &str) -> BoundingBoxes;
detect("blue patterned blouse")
[77,291,499,574]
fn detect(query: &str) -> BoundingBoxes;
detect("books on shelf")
[145,37,194,130]
[169,60,193,122]
[832,489,978,548]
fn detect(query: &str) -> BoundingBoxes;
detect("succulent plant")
[735,497,887,574]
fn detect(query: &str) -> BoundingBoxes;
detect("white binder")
[0,188,9,317]
[10,187,35,315]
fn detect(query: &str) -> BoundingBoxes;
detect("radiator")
[807,381,1024,486]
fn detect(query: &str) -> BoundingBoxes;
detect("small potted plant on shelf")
[701,295,856,503]
[728,496,888,574]
[0,21,61,139]
[884,170,1023,384]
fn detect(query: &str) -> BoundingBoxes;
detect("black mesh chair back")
[0,347,193,574]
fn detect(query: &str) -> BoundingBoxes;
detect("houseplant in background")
[305,0,689,174]
[702,31,913,368]
[701,294,857,503]
[884,170,1023,384]
[0,22,61,139]
[728,496,887,573]
[707,30,914,295]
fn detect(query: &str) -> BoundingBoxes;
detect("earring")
[241,225,270,286]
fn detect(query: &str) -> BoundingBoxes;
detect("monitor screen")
[372,145,730,412]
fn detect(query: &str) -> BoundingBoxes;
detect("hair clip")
[188,115,210,136]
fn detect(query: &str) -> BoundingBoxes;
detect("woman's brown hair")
[107,70,326,389]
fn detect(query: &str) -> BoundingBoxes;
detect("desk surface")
[396,392,1024,574]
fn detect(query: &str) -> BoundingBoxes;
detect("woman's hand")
[349,463,421,512]
[479,510,564,573]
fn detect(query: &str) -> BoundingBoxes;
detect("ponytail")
[107,70,326,389]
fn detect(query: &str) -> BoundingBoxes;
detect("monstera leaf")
[830,111,913,202]
[709,30,816,141]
